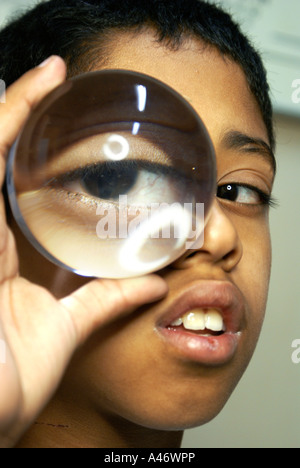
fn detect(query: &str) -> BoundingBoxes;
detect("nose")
[173,199,243,272]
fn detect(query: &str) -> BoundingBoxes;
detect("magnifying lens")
[6,70,216,279]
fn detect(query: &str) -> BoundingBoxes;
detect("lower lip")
[158,327,241,366]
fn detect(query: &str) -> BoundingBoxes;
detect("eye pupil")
[217,184,238,201]
[81,164,138,200]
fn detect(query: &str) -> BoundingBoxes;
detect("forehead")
[95,29,269,147]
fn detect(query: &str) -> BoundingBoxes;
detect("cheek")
[235,213,272,330]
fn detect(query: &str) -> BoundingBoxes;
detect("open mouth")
[156,281,245,366]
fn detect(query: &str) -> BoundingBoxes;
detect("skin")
[12,30,275,448]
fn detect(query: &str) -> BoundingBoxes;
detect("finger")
[0,56,66,170]
[60,275,169,345]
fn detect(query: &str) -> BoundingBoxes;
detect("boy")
[0,0,276,448]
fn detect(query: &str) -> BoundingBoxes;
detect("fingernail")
[38,56,56,68]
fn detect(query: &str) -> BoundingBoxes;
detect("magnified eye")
[48,160,189,205]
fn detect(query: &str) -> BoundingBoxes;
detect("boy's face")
[13,31,275,430]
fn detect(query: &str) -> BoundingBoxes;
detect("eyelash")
[46,163,278,210]
[48,160,179,184]
[217,183,278,208]
[44,160,191,204]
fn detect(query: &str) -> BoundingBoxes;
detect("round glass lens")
[7,70,216,278]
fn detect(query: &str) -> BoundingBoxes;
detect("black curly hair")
[0,0,275,149]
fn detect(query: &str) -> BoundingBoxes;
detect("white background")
[1,0,300,449]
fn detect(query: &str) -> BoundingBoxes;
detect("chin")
[104,374,241,433]
[119,401,227,432]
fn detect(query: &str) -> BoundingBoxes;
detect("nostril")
[185,250,200,260]
[170,249,203,269]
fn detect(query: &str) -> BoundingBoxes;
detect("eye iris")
[218,184,238,201]
[81,164,138,200]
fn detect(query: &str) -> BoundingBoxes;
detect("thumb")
[60,275,168,346]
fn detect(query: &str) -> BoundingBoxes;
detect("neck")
[16,393,183,448]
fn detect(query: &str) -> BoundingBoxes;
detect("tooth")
[205,310,224,332]
[171,318,183,327]
[182,311,206,331]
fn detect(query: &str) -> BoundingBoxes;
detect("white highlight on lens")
[136,85,147,112]
[119,204,192,274]
[132,122,141,135]
[103,134,130,161]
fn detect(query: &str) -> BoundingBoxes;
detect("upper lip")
[157,280,246,334]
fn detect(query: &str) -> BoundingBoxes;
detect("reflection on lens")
[103,134,130,161]
[119,204,192,274]
[7,70,216,278]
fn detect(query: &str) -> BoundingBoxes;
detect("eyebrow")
[221,130,276,175]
